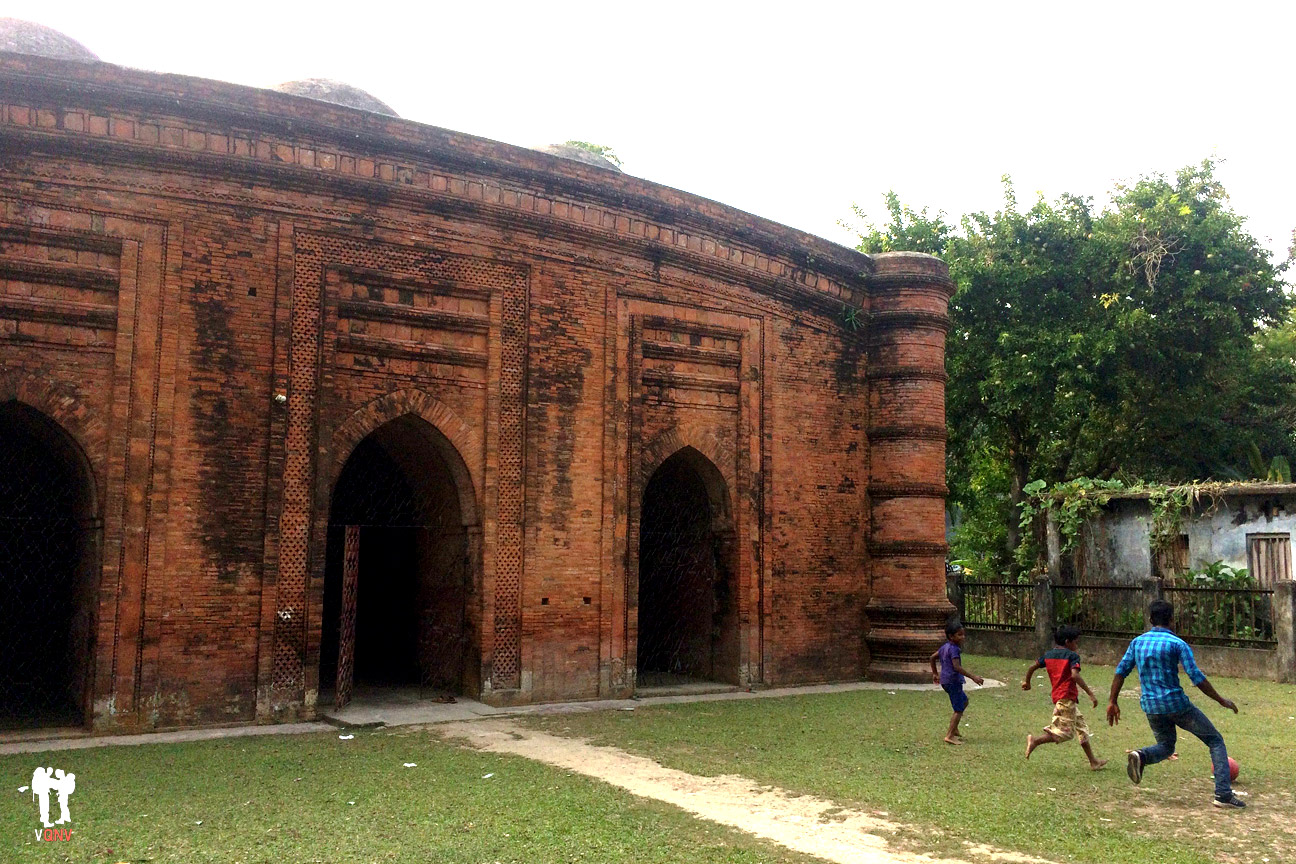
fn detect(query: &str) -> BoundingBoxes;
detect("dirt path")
[438,719,1052,864]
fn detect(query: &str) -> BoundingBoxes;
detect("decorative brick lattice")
[274,232,526,698]
[271,229,321,688]
[334,524,359,709]
[491,277,527,689]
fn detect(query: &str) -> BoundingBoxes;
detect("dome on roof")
[273,78,398,117]
[539,144,623,173]
[0,18,99,62]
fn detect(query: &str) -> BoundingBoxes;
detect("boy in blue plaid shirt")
[1106,599,1245,809]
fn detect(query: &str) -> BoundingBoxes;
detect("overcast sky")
[7,1,1294,262]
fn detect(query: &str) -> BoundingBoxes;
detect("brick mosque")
[0,20,953,733]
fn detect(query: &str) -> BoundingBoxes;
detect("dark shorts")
[943,680,968,712]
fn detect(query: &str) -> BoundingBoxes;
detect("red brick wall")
[0,55,949,730]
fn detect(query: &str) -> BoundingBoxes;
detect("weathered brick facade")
[0,48,953,732]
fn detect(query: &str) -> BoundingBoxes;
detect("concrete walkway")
[0,678,1003,755]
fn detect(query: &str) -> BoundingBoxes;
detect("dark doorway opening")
[321,416,474,705]
[636,448,738,688]
[0,401,98,730]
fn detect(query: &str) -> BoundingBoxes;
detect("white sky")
[6,1,1294,262]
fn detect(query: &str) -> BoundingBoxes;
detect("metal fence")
[958,582,1035,631]
[1161,586,1276,648]
[953,577,1279,649]
[1052,584,1146,638]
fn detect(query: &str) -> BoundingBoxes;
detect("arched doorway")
[320,415,477,707]
[0,401,98,730]
[636,447,738,688]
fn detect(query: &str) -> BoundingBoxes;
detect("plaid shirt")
[1114,627,1207,715]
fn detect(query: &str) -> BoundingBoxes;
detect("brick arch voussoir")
[325,389,482,526]
[0,371,105,511]
[638,425,736,526]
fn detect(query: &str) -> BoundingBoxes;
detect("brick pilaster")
[864,252,955,681]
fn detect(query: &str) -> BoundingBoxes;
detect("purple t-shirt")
[937,641,963,686]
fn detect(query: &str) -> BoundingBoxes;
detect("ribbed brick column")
[864,252,955,681]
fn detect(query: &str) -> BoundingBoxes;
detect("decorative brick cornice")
[867,271,956,298]
[0,58,878,310]
[336,299,490,334]
[2,58,874,280]
[867,540,950,557]
[641,341,742,367]
[336,334,489,368]
[864,597,958,617]
[332,266,490,301]
[641,369,741,395]
[867,309,951,333]
[867,424,948,442]
[0,295,117,329]
[868,482,949,500]
[640,315,746,341]
[3,123,866,321]
[0,223,121,255]
[865,366,948,383]
[0,258,118,293]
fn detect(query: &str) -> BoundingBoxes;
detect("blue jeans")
[1139,704,1231,800]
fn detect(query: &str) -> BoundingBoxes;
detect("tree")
[562,140,622,167]
[853,160,1294,573]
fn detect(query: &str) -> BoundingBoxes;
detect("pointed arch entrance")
[0,401,99,729]
[636,446,739,688]
[320,414,479,708]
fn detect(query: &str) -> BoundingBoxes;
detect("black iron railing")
[1052,584,1145,638]
[1161,586,1276,648]
[957,581,1035,631]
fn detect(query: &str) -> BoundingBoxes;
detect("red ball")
[1228,757,1240,782]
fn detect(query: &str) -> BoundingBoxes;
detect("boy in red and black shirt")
[1022,625,1107,770]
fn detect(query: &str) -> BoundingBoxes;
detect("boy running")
[930,620,983,745]
[1107,599,1245,809]
[1022,625,1107,769]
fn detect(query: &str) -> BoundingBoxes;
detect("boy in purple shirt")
[929,620,984,745]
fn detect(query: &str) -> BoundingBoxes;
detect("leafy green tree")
[1093,163,1292,480]
[853,160,1294,573]
[850,191,951,257]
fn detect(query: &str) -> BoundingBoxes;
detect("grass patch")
[525,655,1296,864]
[0,727,820,863]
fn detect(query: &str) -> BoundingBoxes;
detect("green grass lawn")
[526,654,1296,864]
[2,655,1291,864]
[0,728,820,864]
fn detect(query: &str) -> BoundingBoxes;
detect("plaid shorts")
[1044,699,1090,744]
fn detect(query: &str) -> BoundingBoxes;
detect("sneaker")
[1126,750,1143,785]
[1213,794,1247,809]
